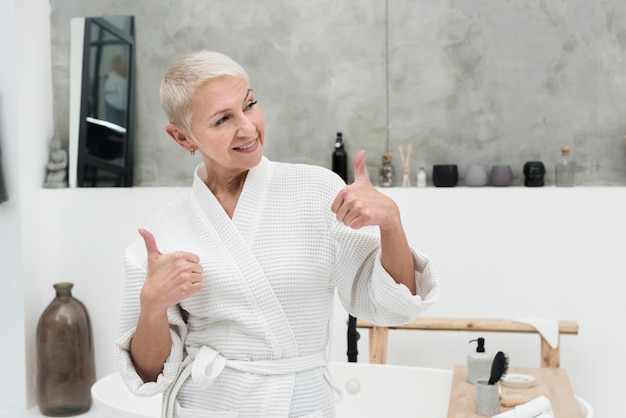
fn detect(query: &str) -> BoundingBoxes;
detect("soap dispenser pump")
[467,337,492,384]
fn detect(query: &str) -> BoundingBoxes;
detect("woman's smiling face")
[188,75,265,177]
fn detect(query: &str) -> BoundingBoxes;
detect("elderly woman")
[115,50,439,418]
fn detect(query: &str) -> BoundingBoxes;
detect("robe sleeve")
[114,240,189,396]
[326,177,439,326]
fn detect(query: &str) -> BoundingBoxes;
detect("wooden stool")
[355,317,579,368]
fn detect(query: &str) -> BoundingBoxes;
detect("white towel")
[513,318,559,349]
[493,396,554,418]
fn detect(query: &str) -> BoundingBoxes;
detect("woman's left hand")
[332,150,416,293]
[331,150,401,231]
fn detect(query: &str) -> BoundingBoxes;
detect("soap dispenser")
[467,337,492,384]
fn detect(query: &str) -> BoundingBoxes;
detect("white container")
[475,379,500,416]
[417,167,427,187]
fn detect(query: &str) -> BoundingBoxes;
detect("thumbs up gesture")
[331,150,401,230]
[138,229,203,312]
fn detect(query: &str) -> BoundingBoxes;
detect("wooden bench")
[355,317,579,368]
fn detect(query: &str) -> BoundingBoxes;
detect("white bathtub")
[91,362,453,417]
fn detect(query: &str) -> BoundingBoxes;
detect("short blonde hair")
[160,50,249,132]
[110,55,128,78]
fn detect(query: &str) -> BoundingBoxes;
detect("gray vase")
[490,165,513,187]
[464,165,488,187]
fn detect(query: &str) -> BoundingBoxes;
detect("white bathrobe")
[115,157,439,418]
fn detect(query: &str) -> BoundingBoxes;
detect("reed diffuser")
[398,144,412,187]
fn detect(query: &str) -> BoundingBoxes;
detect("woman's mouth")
[233,138,259,153]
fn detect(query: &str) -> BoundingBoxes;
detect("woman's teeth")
[235,139,256,150]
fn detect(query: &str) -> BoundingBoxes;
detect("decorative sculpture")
[43,138,68,188]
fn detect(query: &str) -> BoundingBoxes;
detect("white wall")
[0,0,26,410]
[0,0,52,410]
[27,186,626,418]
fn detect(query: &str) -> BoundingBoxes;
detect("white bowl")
[501,373,536,388]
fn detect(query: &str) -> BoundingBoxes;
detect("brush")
[488,351,509,385]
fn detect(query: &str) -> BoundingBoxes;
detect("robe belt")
[187,345,328,390]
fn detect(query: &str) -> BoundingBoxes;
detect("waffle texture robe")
[115,157,439,418]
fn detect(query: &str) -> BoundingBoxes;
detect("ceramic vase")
[523,161,545,187]
[432,164,458,187]
[490,165,513,187]
[464,165,488,187]
[36,282,95,416]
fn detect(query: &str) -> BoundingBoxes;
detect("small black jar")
[523,161,546,187]
[432,164,458,187]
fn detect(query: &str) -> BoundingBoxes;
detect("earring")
[190,147,195,156]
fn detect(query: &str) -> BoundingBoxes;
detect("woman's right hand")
[138,228,203,313]
[131,229,202,382]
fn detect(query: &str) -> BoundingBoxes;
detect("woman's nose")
[236,116,256,137]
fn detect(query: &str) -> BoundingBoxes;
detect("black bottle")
[332,132,348,182]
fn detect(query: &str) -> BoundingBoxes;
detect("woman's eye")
[215,115,229,126]
[245,100,258,111]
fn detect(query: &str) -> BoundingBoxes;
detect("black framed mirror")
[69,15,135,187]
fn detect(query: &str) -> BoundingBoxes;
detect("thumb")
[353,150,370,183]
[138,228,162,258]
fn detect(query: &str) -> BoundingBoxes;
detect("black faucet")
[347,314,360,362]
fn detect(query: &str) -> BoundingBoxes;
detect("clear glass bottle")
[379,152,394,187]
[555,146,575,187]
[36,283,95,416]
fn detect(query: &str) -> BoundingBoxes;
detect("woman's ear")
[165,124,193,152]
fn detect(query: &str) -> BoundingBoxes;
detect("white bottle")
[417,166,427,187]
[467,337,493,384]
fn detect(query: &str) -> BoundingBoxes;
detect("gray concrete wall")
[50,0,626,186]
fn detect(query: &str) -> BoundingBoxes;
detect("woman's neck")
[205,171,248,218]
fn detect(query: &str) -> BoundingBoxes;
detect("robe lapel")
[191,158,299,359]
